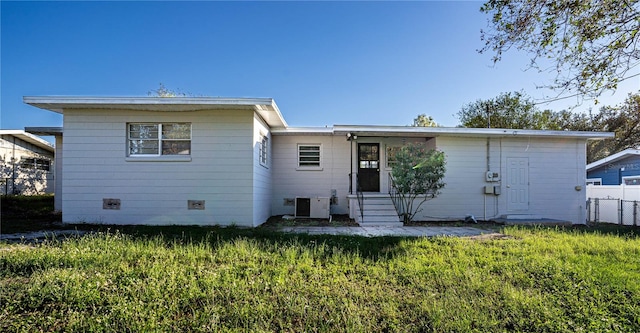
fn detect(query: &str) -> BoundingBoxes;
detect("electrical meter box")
[486,171,501,182]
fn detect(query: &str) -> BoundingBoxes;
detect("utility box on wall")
[295,197,330,219]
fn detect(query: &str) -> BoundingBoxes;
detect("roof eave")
[333,125,615,139]
[0,130,55,152]
[586,148,640,170]
[23,96,288,128]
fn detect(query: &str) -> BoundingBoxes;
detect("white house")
[24,96,613,226]
[0,130,55,195]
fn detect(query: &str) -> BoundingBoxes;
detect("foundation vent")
[188,200,205,210]
[103,198,121,210]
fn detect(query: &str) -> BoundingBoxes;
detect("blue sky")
[2,1,638,138]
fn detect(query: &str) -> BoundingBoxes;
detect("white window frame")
[586,178,602,186]
[297,144,322,170]
[259,134,269,167]
[126,123,192,161]
[622,176,640,185]
[385,145,402,169]
[20,157,51,171]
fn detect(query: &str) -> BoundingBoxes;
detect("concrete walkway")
[277,226,498,238]
[0,230,88,243]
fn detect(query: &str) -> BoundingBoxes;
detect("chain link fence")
[587,198,639,226]
[1,176,53,195]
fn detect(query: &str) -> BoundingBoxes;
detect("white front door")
[507,157,529,212]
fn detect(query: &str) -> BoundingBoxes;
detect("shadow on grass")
[61,224,411,261]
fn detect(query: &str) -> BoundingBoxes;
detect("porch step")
[355,195,403,227]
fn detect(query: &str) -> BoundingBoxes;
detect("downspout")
[498,138,502,217]
[11,136,16,194]
[484,137,490,221]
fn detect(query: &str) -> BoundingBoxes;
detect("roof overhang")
[270,127,335,136]
[586,148,640,171]
[275,125,613,140]
[23,96,288,128]
[25,127,63,137]
[0,130,55,152]
[272,125,614,139]
[333,125,614,139]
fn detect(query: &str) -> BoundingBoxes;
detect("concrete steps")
[355,195,403,227]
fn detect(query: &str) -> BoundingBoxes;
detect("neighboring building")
[24,96,613,226]
[586,148,640,185]
[0,130,55,195]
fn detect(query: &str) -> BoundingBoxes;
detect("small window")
[623,176,640,185]
[128,123,191,156]
[586,178,602,186]
[386,145,402,168]
[20,157,51,171]
[298,144,321,168]
[259,135,268,166]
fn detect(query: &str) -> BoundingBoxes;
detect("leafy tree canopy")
[584,92,640,162]
[457,90,640,163]
[479,0,640,101]
[390,143,446,223]
[457,91,548,129]
[412,114,439,127]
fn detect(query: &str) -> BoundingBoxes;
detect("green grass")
[2,225,640,332]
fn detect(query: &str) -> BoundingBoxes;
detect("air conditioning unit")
[295,197,330,219]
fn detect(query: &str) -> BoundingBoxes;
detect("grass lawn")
[2,223,640,332]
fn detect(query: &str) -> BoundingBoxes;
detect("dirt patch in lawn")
[261,215,359,227]
[406,220,505,230]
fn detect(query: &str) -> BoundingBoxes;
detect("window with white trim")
[623,176,640,185]
[298,144,321,168]
[128,123,191,156]
[259,134,268,166]
[386,145,401,168]
[20,157,51,171]
[586,178,602,185]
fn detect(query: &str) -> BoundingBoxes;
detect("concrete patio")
[277,226,499,237]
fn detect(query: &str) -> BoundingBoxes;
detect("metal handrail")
[356,173,364,222]
[388,173,403,219]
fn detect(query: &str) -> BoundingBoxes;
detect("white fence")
[586,185,640,225]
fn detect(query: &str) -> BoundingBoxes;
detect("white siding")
[252,114,272,226]
[287,134,587,224]
[61,108,256,226]
[271,134,350,216]
[416,136,588,224]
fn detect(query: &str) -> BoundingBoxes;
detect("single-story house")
[0,129,55,195]
[586,148,640,185]
[24,96,613,226]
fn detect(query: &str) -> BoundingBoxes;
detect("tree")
[390,143,446,224]
[148,83,187,97]
[479,0,640,101]
[412,114,439,127]
[583,92,640,162]
[457,91,548,129]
